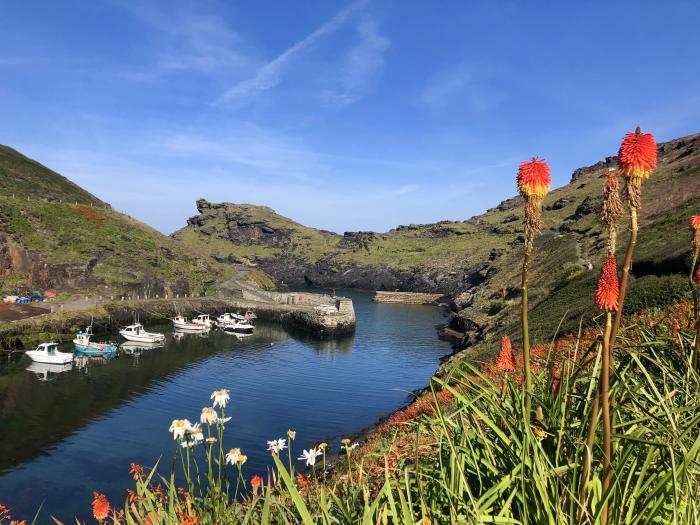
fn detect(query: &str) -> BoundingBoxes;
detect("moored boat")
[73,327,118,357]
[192,314,214,328]
[172,315,208,332]
[26,342,74,365]
[120,323,166,343]
[222,321,255,335]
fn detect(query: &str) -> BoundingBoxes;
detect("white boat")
[25,342,74,365]
[192,314,215,328]
[119,323,166,343]
[172,315,208,332]
[222,321,255,335]
[217,312,243,325]
[26,361,73,380]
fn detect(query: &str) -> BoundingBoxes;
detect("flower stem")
[690,252,699,370]
[600,312,613,525]
[521,236,533,419]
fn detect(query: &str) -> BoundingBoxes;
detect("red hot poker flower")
[690,215,700,230]
[517,158,551,199]
[251,474,262,496]
[595,256,620,311]
[92,492,110,522]
[617,128,657,179]
[495,336,516,373]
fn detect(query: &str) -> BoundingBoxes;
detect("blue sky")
[1,1,699,234]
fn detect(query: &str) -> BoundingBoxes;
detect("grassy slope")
[0,145,238,293]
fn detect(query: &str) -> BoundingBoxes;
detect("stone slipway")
[372,291,445,304]
[0,294,355,350]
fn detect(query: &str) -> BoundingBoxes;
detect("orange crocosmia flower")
[92,492,110,521]
[495,336,516,373]
[129,463,144,480]
[690,215,700,230]
[127,489,139,504]
[595,256,620,311]
[517,157,551,199]
[617,129,657,178]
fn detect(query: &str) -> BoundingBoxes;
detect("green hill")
[175,132,700,348]
[0,145,241,297]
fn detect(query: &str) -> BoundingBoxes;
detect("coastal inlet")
[0,289,451,521]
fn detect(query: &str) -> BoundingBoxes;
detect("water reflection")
[25,362,73,381]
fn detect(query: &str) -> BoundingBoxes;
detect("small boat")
[172,315,208,332]
[217,312,255,335]
[192,314,215,328]
[26,342,74,365]
[222,321,255,335]
[73,327,118,357]
[120,323,166,343]
[26,361,73,380]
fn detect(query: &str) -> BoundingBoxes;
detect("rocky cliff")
[175,132,700,350]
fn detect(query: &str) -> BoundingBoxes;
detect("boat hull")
[222,324,255,334]
[119,330,165,343]
[25,350,74,365]
[74,342,118,357]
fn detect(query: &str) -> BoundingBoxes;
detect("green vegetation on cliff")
[0,146,274,295]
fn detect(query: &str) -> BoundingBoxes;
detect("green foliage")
[623,274,689,314]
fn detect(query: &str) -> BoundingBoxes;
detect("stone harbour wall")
[372,291,444,305]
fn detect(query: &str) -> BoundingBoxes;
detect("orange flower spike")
[691,215,700,230]
[517,157,551,199]
[92,492,110,522]
[495,336,516,373]
[617,128,657,179]
[595,256,620,311]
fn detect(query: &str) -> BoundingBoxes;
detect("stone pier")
[372,291,443,304]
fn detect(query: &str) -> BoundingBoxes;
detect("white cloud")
[321,17,390,106]
[420,63,508,113]
[214,0,373,106]
[116,0,254,77]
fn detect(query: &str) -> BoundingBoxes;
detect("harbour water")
[0,290,451,521]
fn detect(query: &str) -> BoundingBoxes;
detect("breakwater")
[0,295,355,350]
[372,291,444,304]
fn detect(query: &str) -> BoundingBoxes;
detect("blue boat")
[73,327,118,357]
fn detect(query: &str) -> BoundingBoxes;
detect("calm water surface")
[0,290,450,521]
